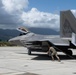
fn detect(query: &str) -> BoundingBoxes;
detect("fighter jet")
[9,10,76,56]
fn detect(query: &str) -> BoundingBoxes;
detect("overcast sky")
[0,0,76,30]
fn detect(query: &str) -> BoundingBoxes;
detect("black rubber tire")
[65,50,73,56]
[68,50,73,56]
[28,49,31,55]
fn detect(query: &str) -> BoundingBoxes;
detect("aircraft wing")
[21,34,69,46]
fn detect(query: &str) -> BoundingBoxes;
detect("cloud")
[0,0,28,29]
[0,7,23,29]
[71,10,76,17]
[0,0,76,30]
[0,0,60,30]
[21,8,60,29]
[2,0,29,14]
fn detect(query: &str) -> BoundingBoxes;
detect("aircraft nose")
[9,39,13,42]
[9,38,17,44]
[9,37,23,46]
[9,38,13,42]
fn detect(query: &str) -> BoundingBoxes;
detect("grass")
[0,41,16,46]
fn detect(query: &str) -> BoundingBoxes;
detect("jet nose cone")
[9,37,23,46]
[9,39,13,42]
[8,38,15,44]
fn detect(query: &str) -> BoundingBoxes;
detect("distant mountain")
[28,27,59,35]
[0,28,59,41]
[0,29,20,41]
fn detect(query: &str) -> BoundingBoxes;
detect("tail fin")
[60,10,76,38]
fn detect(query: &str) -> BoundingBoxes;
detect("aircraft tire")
[28,49,31,55]
[66,50,73,56]
[68,50,73,56]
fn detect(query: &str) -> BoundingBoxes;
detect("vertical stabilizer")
[60,10,76,38]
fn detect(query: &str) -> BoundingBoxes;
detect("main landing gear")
[65,49,73,56]
[28,49,31,55]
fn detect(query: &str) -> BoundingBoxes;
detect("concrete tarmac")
[0,47,76,75]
